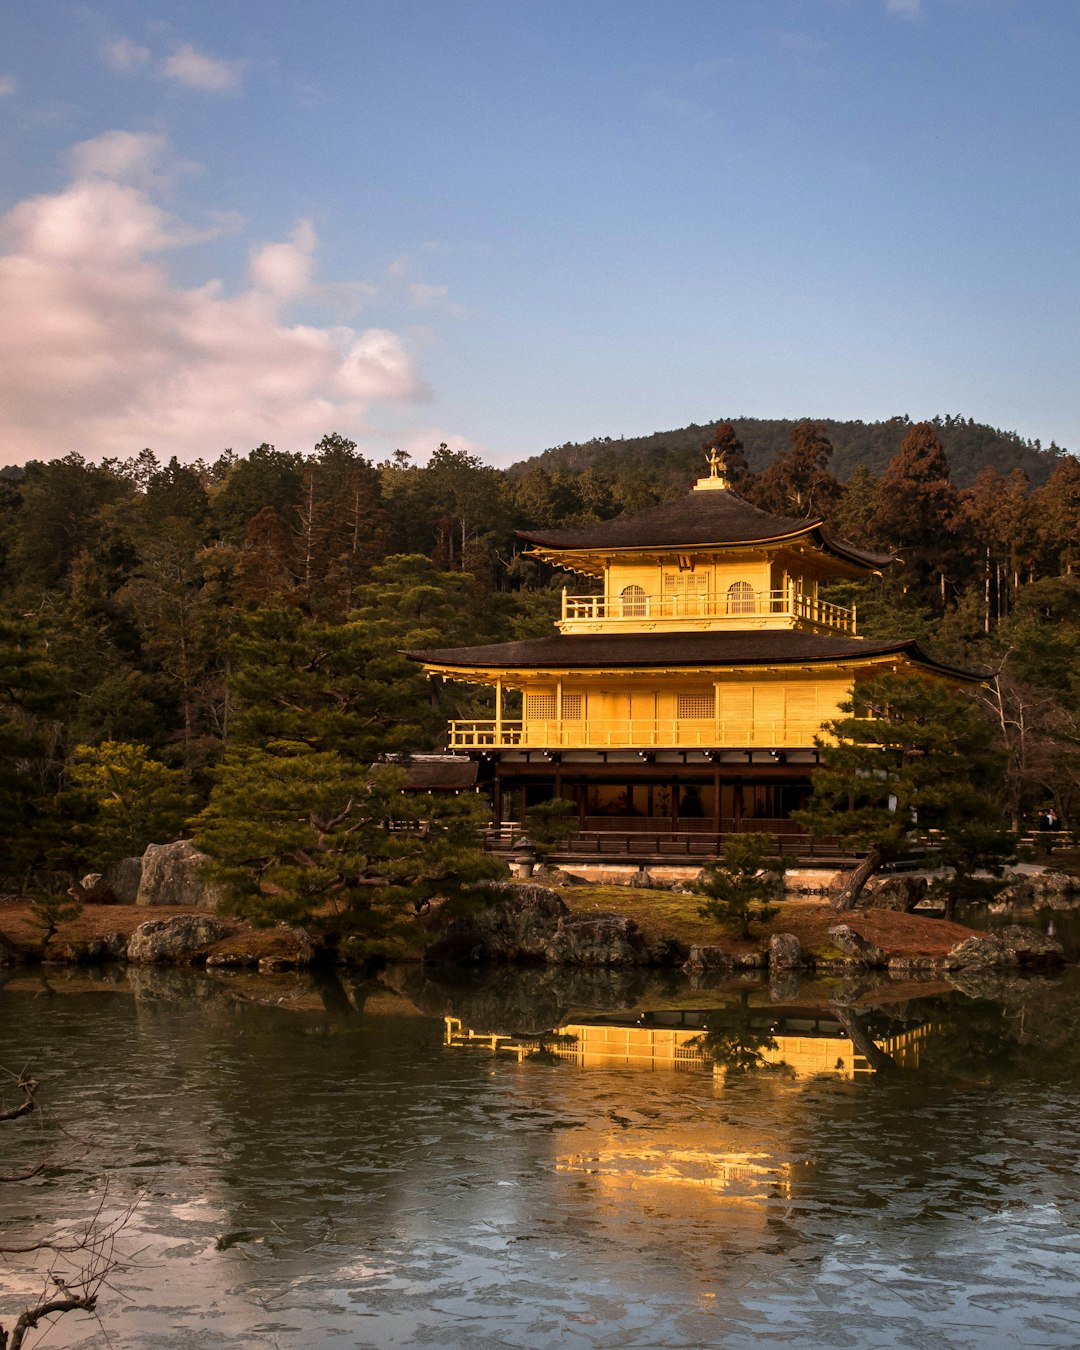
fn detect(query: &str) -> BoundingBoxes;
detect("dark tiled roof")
[406,630,989,681]
[517,487,892,570]
[401,758,478,790]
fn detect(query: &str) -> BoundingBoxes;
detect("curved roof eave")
[404,632,990,683]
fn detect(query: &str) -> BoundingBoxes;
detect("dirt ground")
[0,885,978,965]
[560,885,977,960]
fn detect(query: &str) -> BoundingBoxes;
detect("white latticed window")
[620,584,646,616]
[727,580,755,614]
[561,693,583,720]
[525,692,556,720]
[677,691,714,719]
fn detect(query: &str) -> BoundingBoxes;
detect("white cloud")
[0,74,16,97]
[160,43,243,92]
[885,0,923,17]
[249,219,317,299]
[408,282,449,307]
[106,38,151,71]
[391,429,490,465]
[66,130,167,185]
[0,137,428,463]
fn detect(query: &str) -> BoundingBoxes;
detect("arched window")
[727,581,755,615]
[620,584,646,617]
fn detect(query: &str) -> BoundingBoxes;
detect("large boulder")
[769,932,802,970]
[627,868,658,889]
[422,883,570,964]
[127,914,230,964]
[102,856,142,905]
[826,925,889,967]
[136,841,223,910]
[943,925,1063,970]
[683,944,734,973]
[543,912,651,966]
[863,875,928,912]
[1031,872,1080,909]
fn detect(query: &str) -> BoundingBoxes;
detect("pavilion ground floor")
[473,746,841,861]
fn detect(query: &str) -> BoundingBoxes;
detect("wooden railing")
[448,717,826,750]
[560,586,855,634]
[481,820,840,860]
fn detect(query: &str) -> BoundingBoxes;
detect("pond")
[3,962,1080,1349]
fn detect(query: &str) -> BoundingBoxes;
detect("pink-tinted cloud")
[160,43,243,92]
[0,132,429,464]
[105,38,151,71]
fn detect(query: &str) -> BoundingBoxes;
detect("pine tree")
[68,741,192,865]
[751,421,840,518]
[795,674,1014,912]
[873,424,961,607]
[696,833,785,938]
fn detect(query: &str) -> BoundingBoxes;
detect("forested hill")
[512,415,1066,489]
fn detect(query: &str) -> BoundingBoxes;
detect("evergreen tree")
[873,423,962,606]
[196,749,502,947]
[696,833,785,938]
[750,421,840,518]
[68,741,193,865]
[795,674,1013,911]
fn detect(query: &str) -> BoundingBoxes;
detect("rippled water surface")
[3,963,1080,1349]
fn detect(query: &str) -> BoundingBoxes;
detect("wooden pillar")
[556,677,562,746]
[712,765,721,834]
[493,771,503,824]
[733,782,744,831]
[495,677,503,744]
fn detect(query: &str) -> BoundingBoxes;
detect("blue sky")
[1,0,1078,466]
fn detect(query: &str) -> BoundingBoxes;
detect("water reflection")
[445,1001,935,1079]
[3,965,1080,1348]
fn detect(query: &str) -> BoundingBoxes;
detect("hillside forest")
[1,415,1079,893]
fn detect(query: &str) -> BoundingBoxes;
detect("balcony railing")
[448,717,826,750]
[559,586,855,634]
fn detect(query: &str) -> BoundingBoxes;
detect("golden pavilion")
[407,453,980,859]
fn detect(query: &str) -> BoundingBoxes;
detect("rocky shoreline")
[3,841,1075,976]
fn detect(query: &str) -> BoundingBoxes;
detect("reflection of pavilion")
[444,1005,934,1080]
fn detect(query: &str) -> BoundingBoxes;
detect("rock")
[102,856,142,905]
[769,932,802,970]
[84,931,127,962]
[127,914,230,964]
[826,925,889,967]
[543,912,651,966]
[944,926,1064,970]
[422,883,570,964]
[864,875,928,912]
[67,872,116,904]
[205,950,259,969]
[683,944,734,973]
[532,864,585,886]
[136,841,224,910]
[732,949,767,969]
[628,868,657,889]
[1032,872,1080,909]
[768,970,802,1002]
[886,955,943,973]
[996,924,1065,964]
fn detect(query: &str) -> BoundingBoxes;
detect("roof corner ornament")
[695,446,732,492]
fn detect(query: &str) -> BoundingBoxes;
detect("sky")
[1,0,1078,468]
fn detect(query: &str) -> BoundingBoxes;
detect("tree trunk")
[831,846,886,911]
[830,1005,898,1075]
